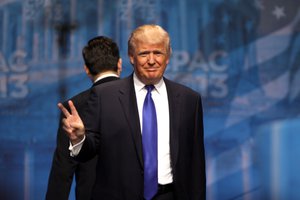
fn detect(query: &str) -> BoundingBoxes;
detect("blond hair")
[128,24,171,56]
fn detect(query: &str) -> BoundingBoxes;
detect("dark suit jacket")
[46,76,119,200]
[78,74,206,200]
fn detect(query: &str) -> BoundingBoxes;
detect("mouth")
[145,67,158,72]
[147,69,157,72]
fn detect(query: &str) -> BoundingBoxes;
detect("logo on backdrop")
[0,50,28,99]
[167,49,228,99]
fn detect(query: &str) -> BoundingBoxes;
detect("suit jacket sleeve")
[46,111,77,200]
[75,87,101,162]
[191,95,206,199]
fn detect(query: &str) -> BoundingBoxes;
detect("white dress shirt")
[133,73,172,184]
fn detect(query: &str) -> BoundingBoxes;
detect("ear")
[84,65,93,81]
[129,54,134,65]
[84,65,90,75]
[117,58,122,76]
[166,56,170,65]
[166,47,172,65]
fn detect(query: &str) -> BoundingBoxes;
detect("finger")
[68,100,79,116]
[62,125,69,132]
[62,125,73,135]
[62,121,74,133]
[70,122,85,132]
[58,103,71,118]
[62,118,70,129]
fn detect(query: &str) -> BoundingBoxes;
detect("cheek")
[157,57,169,65]
[160,66,167,74]
[137,58,148,66]
[135,65,146,75]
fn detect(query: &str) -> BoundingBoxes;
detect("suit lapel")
[118,75,144,169]
[165,79,181,168]
[116,76,181,169]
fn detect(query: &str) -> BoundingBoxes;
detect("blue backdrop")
[1,0,300,199]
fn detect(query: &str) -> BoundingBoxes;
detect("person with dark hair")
[58,24,206,200]
[46,36,122,200]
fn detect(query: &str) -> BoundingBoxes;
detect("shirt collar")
[94,73,119,83]
[133,72,164,94]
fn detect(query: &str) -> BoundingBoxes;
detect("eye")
[153,51,164,56]
[138,52,149,57]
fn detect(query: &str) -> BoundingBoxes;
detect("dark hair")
[82,36,120,75]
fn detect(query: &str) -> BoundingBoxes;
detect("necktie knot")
[145,85,155,93]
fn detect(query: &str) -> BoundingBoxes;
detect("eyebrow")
[138,50,165,55]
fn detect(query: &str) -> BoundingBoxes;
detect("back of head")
[82,36,120,75]
[128,24,171,56]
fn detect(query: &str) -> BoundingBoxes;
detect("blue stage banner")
[0,0,300,199]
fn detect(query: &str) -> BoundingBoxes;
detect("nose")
[148,53,155,65]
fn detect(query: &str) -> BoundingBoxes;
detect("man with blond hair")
[59,24,206,200]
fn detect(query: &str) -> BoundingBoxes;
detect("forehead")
[135,41,167,52]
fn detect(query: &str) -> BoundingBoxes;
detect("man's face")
[129,41,169,85]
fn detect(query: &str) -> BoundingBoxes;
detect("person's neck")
[92,71,119,83]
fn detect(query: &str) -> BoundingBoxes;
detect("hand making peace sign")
[58,100,85,145]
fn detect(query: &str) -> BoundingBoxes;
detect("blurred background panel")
[0,0,299,199]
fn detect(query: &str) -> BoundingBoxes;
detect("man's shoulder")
[93,75,132,92]
[164,77,200,97]
[72,88,92,100]
[62,88,91,108]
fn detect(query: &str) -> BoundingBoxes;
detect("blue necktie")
[142,85,158,200]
